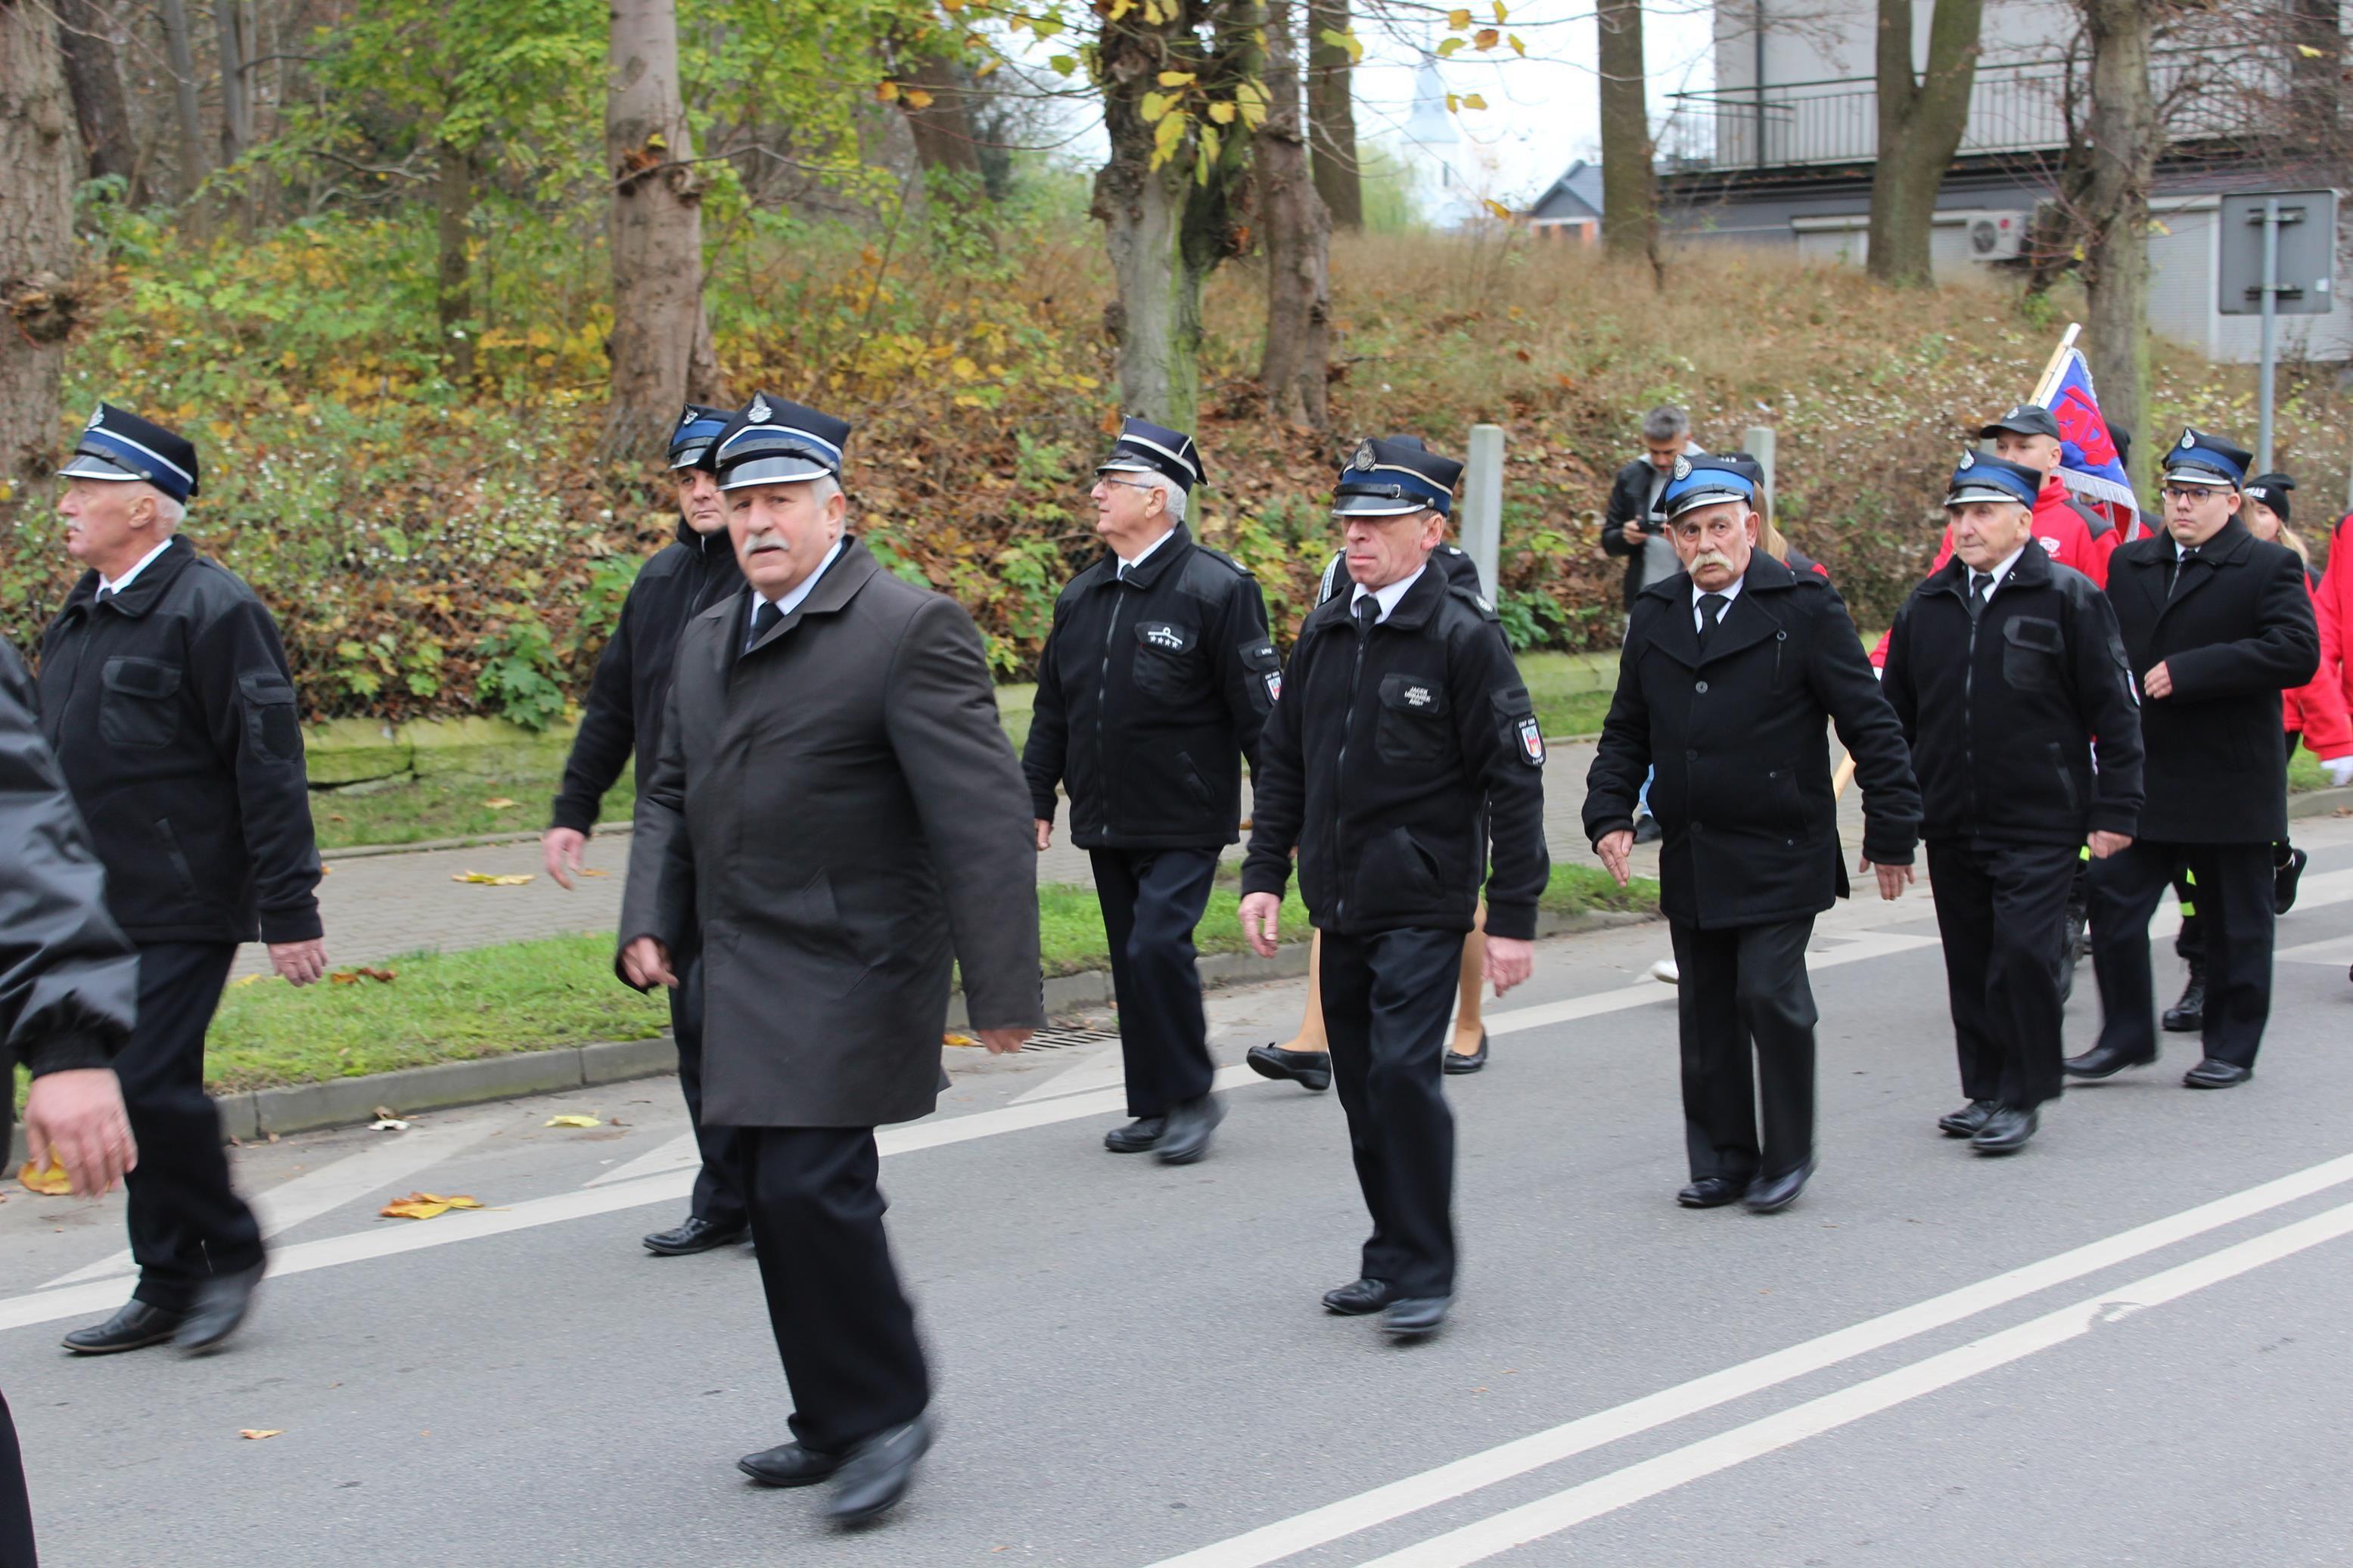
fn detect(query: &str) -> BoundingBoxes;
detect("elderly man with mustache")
[1584,453,1919,1214]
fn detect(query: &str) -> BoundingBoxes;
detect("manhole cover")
[1021,1026,1121,1053]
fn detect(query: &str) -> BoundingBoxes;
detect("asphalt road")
[9,819,2353,1566]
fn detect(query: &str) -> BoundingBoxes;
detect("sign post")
[2217,189,2338,473]
[1462,423,1504,600]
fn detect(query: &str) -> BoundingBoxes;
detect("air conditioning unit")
[1965,212,2032,262]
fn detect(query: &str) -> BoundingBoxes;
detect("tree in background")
[1259,0,1331,427]
[2079,0,2156,457]
[158,0,207,200]
[2,0,82,479]
[1596,0,1655,269]
[53,0,138,197]
[1863,0,1982,287]
[1307,0,1360,231]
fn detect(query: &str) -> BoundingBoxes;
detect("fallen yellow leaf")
[380,1191,483,1220]
[17,1157,71,1196]
[239,1429,284,1440]
[482,797,518,810]
[942,1032,978,1048]
[229,974,264,987]
[545,1114,601,1128]
[452,871,533,886]
[577,867,610,877]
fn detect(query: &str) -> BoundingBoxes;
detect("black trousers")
[670,954,747,1229]
[741,1126,930,1455]
[2,1389,33,1568]
[117,942,262,1312]
[1670,916,1818,1185]
[1090,847,1220,1119]
[1929,839,2077,1110]
[2174,732,2301,965]
[1319,927,1462,1299]
[2090,838,2277,1068]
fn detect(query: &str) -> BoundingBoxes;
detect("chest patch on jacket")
[1136,621,1194,654]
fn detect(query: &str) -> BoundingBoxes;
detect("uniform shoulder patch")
[1448,585,1500,622]
[1193,545,1254,577]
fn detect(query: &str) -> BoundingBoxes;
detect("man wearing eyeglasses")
[2070,428,2319,1090]
[1023,419,1276,1165]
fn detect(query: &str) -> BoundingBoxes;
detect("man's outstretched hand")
[1240,891,1283,958]
[23,1068,136,1197]
[622,936,677,989]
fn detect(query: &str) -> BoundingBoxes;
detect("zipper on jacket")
[1095,582,1130,837]
[1963,596,1978,821]
[1332,620,1369,924]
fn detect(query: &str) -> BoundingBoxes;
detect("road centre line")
[1145,1147,2353,1568]
[1360,1197,2353,1566]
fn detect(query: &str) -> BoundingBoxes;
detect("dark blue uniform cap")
[667,402,732,471]
[1941,449,2042,510]
[705,392,852,491]
[1096,418,1205,492]
[2243,471,2294,523]
[1332,435,1462,518]
[58,402,199,503]
[1659,452,1762,520]
[1978,403,2062,442]
[2162,426,2252,489]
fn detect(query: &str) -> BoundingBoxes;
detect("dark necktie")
[746,597,780,652]
[1969,571,1994,620]
[2169,547,2198,597]
[95,585,115,604]
[1117,561,1131,582]
[1696,592,1727,651]
[1353,594,1381,640]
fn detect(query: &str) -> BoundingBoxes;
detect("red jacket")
[2299,523,2353,757]
[1870,477,2111,666]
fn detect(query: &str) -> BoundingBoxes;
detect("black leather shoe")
[1971,1105,2039,1153]
[738,1441,844,1488]
[1103,1116,1166,1153]
[643,1216,751,1256]
[179,1261,264,1355]
[2184,1058,2252,1089]
[1676,1176,1748,1209]
[2276,846,2308,914]
[61,1299,185,1355]
[2162,967,2205,1032]
[1443,1031,1488,1075]
[1743,1162,1814,1214]
[2064,1043,2158,1079]
[1632,815,1663,846]
[1156,1094,1225,1165]
[1938,1099,2000,1138]
[824,1414,934,1525]
[1323,1278,1394,1315]
[1247,1043,1332,1091]
[1381,1296,1452,1337]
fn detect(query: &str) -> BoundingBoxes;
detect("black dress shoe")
[2275,846,2308,915]
[1247,1043,1332,1091]
[1103,1116,1166,1153]
[2162,967,2205,1032]
[1323,1278,1394,1315]
[61,1299,185,1355]
[1743,1162,1814,1214]
[1971,1105,2039,1153]
[1675,1176,1748,1209]
[179,1261,265,1355]
[643,1215,751,1256]
[1156,1094,1225,1165]
[2064,1043,2157,1079]
[738,1441,843,1488]
[825,1414,934,1525]
[1443,1031,1489,1075]
[1632,814,1663,845]
[2184,1058,2252,1089]
[1381,1296,1451,1337]
[1938,1099,2000,1138]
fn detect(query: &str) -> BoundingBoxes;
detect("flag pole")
[2031,322,2083,407]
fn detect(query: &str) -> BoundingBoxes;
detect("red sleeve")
[2292,580,2353,756]
[2320,518,2353,722]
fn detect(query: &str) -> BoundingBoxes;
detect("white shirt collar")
[1117,523,1179,574]
[754,538,846,621]
[1348,564,1429,624]
[1970,542,2030,595]
[1692,572,1745,630]
[99,538,174,597]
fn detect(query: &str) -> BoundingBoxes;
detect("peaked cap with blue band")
[1941,449,2042,510]
[1658,452,1763,520]
[2162,426,2252,489]
[58,402,199,503]
[667,402,732,470]
[704,392,851,492]
[1096,418,1205,492]
[1332,434,1462,517]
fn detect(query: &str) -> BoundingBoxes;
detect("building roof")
[1528,160,1603,221]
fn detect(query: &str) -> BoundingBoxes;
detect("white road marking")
[1486,932,1938,1038]
[583,1130,703,1188]
[1009,1042,1131,1106]
[1145,1147,2353,1568]
[1361,1197,2353,1566]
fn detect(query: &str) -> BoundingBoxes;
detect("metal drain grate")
[1020,1026,1121,1053]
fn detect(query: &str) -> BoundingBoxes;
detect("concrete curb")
[2289,785,2353,819]
[325,821,634,861]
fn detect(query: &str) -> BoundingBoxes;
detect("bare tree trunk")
[896,42,984,203]
[158,0,206,198]
[54,0,138,194]
[1259,0,1330,426]
[436,141,476,387]
[2081,0,2156,464]
[213,0,249,163]
[1597,0,1656,267]
[1095,153,1194,429]
[2,0,82,480]
[1865,0,1982,287]
[601,0,721,464]
[1306,0,1360,231]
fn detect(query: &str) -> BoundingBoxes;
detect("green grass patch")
[314,771,636,852]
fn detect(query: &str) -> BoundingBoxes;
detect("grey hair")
[1641,405,1691,443]
[147,488,186,530]
[810,472,844,510]
[1142,471,1187,525]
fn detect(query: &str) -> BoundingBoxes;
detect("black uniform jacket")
[1242,564,1549,941]
[38,538,323,946]
[2106,519,2318,843]
[620,536,1044,1129]
[1023,526,1276,850]
[2,640,138,1131]
[1584,553,1920,930]
[1599,457,1668,608]
[1882,547,2145,846]
[552,521,744,836]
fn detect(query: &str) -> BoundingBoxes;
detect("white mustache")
[1690,550,1737,573]
[744,533,789,554]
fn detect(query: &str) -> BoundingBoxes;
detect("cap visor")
[718,455,832,491]
[2162,464,2237,487]
[1943,485,2028,508]
[1332,495,1430,517]
[1665,487,1752,520]
[667,441,716,470]
[1096,459,1158,476]
[57,454,145,483]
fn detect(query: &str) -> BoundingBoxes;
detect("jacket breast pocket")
[1132,620,1200,700]
[99,657,183,748]
[2000,615,2064,691]
[1375,671,1451,766]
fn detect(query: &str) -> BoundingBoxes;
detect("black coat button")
[1695,680,1709,694]
[1685,748,1698,760]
